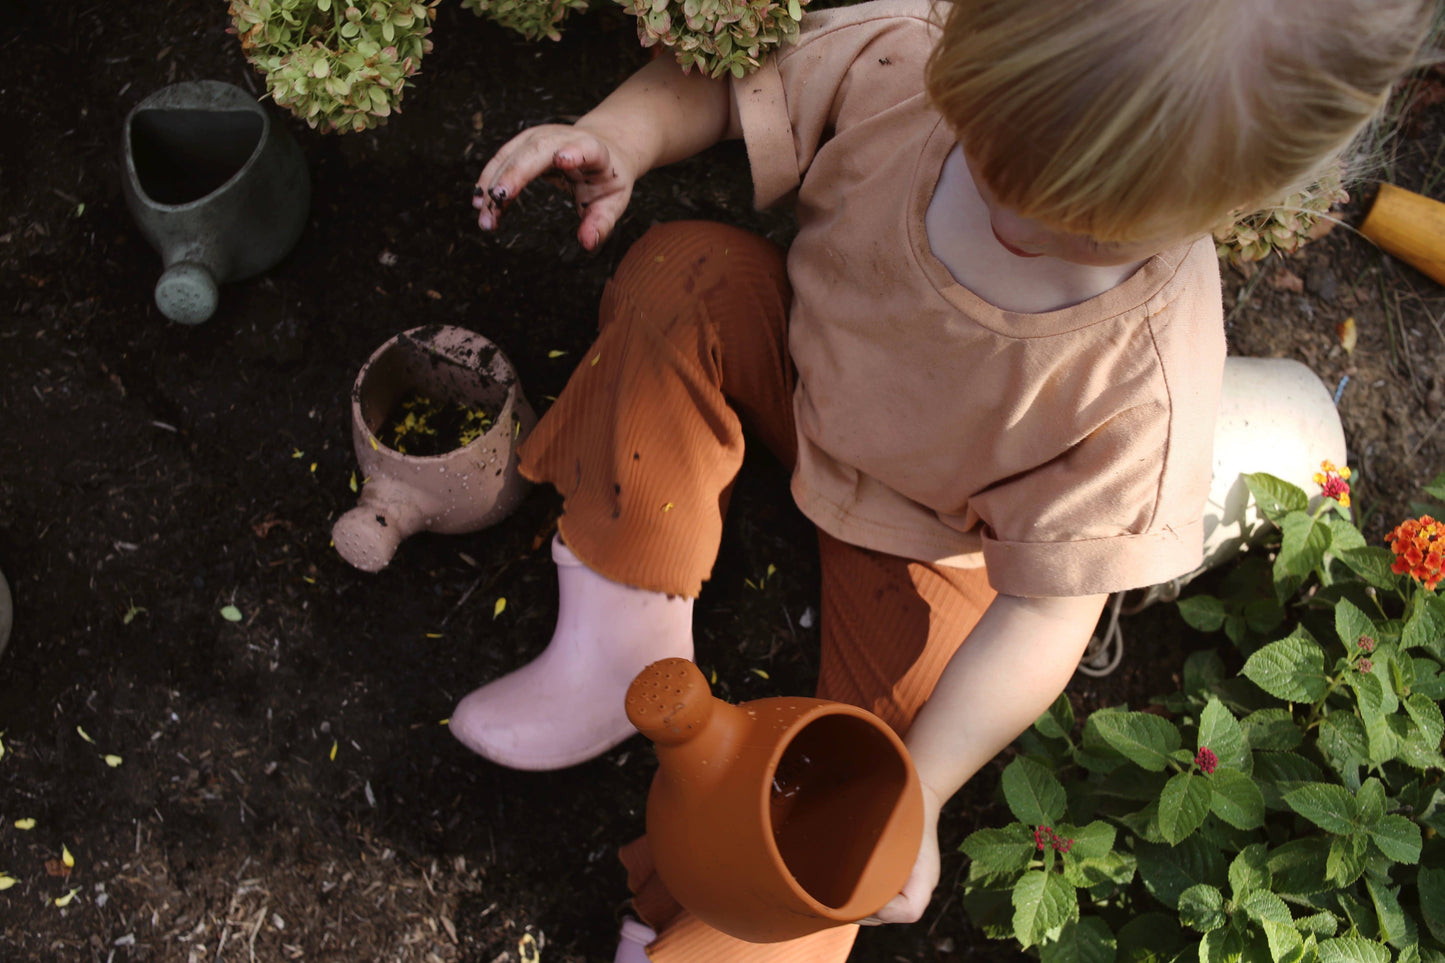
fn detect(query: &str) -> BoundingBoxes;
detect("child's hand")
[859,783,944,926]
[472,124,638,252]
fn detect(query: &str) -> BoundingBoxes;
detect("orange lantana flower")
[1313,460,1352,508]
[1386,515,1445,592]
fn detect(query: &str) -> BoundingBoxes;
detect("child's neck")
[925,144,1149,314]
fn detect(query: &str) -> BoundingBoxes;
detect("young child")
[452,0,1435,958]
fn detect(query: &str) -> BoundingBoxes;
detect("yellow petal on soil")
[751,668,770,680]
[349,471,358,493]
[591,353,601,366]
[547,350,567,358]
[61,845,74,868]
[292,448,304,459]
[425,632,443,638]
[76,726,95,745]
[438,718,450,726]
[330,740,338,761]
[518,933,540,963]
[0,874,16,890]
[310,462,317,473]
[54,887,79,907]
[709,668,718,685]
[493,598,506,619]
[104,755,123,768]
[1337,316,1357,354]
[14,819,35,830]
[369,435,379,451]
[0,731,6,761]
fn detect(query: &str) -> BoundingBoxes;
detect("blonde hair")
[925,0,1437,243]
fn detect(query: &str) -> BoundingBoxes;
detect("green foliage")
[228,0,438,133]
[617,0,810,79]
[460,0,588,42]
[961,472,1445,962]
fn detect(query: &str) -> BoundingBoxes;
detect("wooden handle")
[1358,183,1445,286]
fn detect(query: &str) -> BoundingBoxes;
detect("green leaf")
[1159,770,1211,844]
[1207,768,1265,830]
[1011,869,1078,948]
[1317,713,1369,778]
[1136,836,1226,909]
[1325,832,1368,886]
[1040,916,1116,963]
[1183,650,1228,697]
[1063,820,1116,862]
[1253,752,1324,810]
[1239,889,1293,925]
[1404,595,1445,656]
[1282,782,1357,834]
[1405,692,1445,748]
[1115,912,1189,963]
[1419,866,1445,945]
[1063,846,1136,890]
[1200,926,1246,963]
[1001,756,1067,825]
[1241,632,1329,703]
[1295,912,1338,937]
[1411,656,1445,700]
[1275,510,1330,588]
[1364,877,1408,947]
[1088,711,1182,772]
[1179,595,1228,632]
[1227,843,1270,898]
[1178,883,1226,932]
[1197,698,1248,770]
[1334,599,1377,651]
[1356,777,1386,821]
[1240,708,1304,751]
[1337,546,1402,591]
[1259,919,1304,963]
[1316,937,1389,963]
[1243,472,1308,522]
[1366,813,1421,864]
[1267,836,1332,897]
[960,824,1037,880]
[1034,691,1075,741]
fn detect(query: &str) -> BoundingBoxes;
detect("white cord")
[1077,591,1126,677]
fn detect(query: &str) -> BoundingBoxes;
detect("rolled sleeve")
[980,521,1205,598]
[732,58,801,209]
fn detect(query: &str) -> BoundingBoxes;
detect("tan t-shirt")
[730,0,1226,598]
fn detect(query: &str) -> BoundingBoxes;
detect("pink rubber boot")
[613,917,656,963]
[449,535,695,770]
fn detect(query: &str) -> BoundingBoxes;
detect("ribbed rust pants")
[517,222,996,963]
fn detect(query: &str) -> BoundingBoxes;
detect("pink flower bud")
[1195,747,1218,775]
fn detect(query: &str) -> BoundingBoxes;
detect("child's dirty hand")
[472,124,637,252]
[859,784,943,927]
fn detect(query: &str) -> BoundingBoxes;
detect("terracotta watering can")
[332,325,537,572]
[625,658,924,943]
[1359,183,1445,287]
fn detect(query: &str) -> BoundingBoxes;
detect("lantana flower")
[1387,515,1445,591]
[1313,460,1352,508]
[1033,825,1073,854]
[1195,746,1218,775]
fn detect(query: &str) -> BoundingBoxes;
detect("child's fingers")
[473,127,597,227]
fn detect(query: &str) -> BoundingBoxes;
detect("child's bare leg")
[450,221,793,770]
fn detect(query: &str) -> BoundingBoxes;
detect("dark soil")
[2,3,1443,961]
